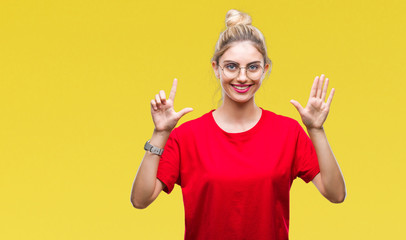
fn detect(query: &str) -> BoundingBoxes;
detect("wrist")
[153,128,171,136]
[150,129,171,148]
[306,126,325,134]
[144,140,164,156]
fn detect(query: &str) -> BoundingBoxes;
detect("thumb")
[176,107,194,119]
[290,100,304,115]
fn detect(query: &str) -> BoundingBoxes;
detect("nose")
[236,67,248,82]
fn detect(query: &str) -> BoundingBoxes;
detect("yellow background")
[1,0,405,239]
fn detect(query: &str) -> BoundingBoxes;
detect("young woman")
[131,9,346,240]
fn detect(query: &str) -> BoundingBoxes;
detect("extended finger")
[316,74,324,98]
[176,107,194,119]
[151,99,157,111]
[159,90,166,104]
[321,78,329,102]
[309,76,319,99]
[169,78,178,102]
[155,94,161,108]
[290,99,304,116]
[326,88,335,107]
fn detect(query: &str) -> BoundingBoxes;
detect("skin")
[130,78,192,208]
[131,40,346,209]
[290,75,346,203]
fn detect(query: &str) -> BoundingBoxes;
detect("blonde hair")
[212,9,272,75]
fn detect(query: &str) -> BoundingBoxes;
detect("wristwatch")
[144,140,164,156]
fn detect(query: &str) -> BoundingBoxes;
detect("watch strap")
[144,140,164,156]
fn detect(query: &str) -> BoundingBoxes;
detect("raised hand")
[290,74,335,130]
[150,78,193,133]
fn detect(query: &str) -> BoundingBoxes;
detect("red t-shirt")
[156,108,320,240]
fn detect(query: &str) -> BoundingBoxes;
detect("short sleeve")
[156,129,181,194]
[292,122,320,183]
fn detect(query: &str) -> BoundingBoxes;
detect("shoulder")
[172,110,214,135]
[260,109,305,143]
[261,108,300,129]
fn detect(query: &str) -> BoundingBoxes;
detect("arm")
[307,127,346,203]
[130,130,170,209]
[290,74,346,203]
[130,78,193,209]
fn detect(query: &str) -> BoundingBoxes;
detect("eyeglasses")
[219,62,265,80]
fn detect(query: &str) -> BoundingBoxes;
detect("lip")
[231,84,252,93]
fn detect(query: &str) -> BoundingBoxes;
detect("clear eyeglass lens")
[223,65,263,80]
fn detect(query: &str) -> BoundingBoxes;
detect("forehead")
[220,41,263,64]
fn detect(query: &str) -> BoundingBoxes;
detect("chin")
[226,95,255,104]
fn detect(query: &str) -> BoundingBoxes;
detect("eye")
[248,64,260,71]
[225,63,238,71]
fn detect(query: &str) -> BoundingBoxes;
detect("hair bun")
[225,9,252,28]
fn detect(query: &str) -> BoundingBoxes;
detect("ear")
[264,63,270,73]
[212,61,220,79]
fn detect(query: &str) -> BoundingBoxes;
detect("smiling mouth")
[231,84,253,90]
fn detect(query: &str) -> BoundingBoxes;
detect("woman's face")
[212,41,270,104]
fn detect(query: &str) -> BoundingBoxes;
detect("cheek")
[220,78,229,88]
[256,78,263,86]
[219,80,226,91]
[218,80,230,95]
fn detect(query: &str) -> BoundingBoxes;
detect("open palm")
[290,74,335,130]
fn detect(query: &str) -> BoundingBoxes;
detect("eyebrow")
[222,60,262,65]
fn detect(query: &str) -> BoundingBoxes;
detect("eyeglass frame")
[217,62,266,80]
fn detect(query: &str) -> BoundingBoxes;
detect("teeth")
[233,85,250,90]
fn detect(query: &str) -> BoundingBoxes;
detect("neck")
[215,95,261,122]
